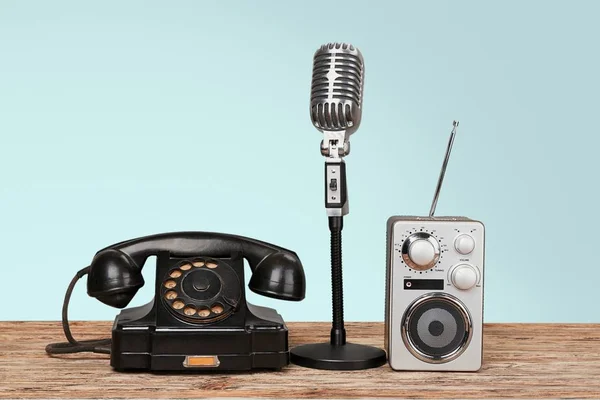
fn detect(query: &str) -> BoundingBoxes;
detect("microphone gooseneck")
[329,215,345,346]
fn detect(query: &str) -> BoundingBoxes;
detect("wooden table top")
[1,321,599,399]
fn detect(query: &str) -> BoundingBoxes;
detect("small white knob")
[408,240,436,268]
[451,264,478,290]
[454,234,475,255]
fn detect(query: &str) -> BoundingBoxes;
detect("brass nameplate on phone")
[183,355,220,368]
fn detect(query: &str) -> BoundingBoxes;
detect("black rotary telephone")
[46,232,306,372]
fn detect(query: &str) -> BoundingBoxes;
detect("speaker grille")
[402,293,472,363]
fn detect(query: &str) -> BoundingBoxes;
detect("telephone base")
[110,300,290,372]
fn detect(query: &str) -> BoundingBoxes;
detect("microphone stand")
[290,134,387,370]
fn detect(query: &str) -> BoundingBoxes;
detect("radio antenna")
[429,120,459,217]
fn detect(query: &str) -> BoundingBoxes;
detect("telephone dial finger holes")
[183,306,197,316]
[172,300,185,310]
[198,307,211,317]
[211,304,224,315]
[169,269,182,278]
[206,261,218,269]
[164,280,177,289]
[192,260,205,268]
[165,291,178,300]
[179,263,192,271]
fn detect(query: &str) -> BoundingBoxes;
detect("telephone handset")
[88,231,306,307]
[47,232,306,371]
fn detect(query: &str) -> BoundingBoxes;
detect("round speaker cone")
[402,293,472,363]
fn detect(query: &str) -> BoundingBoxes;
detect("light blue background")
[1,0,598,322]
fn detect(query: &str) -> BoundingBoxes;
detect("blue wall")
[1,0,598,322]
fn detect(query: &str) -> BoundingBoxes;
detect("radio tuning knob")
[401,232,441,271]
[450,264,478,290]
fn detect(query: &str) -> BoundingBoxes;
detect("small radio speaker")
[402,292,472,363]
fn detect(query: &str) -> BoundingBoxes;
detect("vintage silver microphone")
[290,43,386,370]
[310,42,364,217]
[311,42,364,158]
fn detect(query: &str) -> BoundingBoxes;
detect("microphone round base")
[290,342,386,370]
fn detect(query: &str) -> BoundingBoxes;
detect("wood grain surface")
[1,322,599,399]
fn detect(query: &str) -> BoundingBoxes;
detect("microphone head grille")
[310,42,364,134]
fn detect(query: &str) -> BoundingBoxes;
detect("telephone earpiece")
[86,232,305,309]
[87,249,144,308]
[249,251,305,301]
